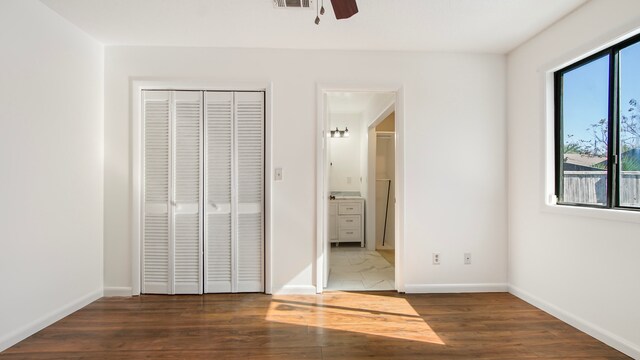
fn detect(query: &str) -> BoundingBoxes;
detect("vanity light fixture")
[330,127,349,138]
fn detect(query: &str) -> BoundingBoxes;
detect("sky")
[562,40,640,152]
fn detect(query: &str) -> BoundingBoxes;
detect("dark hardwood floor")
[0,292,629,359]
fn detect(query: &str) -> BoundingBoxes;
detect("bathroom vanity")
[329,193,365,247]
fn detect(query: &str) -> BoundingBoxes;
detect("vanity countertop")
[330,191,363,200]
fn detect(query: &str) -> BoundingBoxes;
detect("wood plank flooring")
[0,292,629,359]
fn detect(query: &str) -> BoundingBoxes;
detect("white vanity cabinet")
[329,203,338,241]
[329,198,365,247]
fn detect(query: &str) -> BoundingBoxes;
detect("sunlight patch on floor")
[265,292,445,345]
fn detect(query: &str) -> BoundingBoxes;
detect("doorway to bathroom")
[316,87,403,293]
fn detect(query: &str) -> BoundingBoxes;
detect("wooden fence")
[563,171,640,206]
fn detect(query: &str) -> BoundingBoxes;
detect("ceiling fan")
[315,0,359,24]
[315,0,358,25]
[272,0,358,25]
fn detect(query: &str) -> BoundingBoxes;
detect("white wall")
[329,113,363,192]
[104,46,507,294]
[367,126,377,250]
[359,113,369,199]
[0,0,104,351]
[507,0,640,357]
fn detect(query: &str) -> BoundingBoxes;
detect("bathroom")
[325,91,396,291]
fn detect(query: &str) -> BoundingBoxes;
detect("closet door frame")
[131,80,273,296]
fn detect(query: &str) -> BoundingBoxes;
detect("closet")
[142,90,264,295]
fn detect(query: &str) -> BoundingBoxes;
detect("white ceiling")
[327,92,394,114]
[40,0,587,53]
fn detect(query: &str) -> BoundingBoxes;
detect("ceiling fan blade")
[330,0,358,20]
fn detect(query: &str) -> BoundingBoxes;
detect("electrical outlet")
[433,253,440,265]
[274,168,283,181]
[464,253,471,265]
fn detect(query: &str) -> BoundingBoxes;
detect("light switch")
[274,168,283,181]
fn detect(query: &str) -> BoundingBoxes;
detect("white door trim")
[315,83,405,294]
[132,80,274,296]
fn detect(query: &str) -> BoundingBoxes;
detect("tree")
[621,99,640,149]
[562,122,607,158]
[579,117,608,157]
[565,98,640,157]
[563,140,584,154]
[621,156,640,171]
[563,98,640,171]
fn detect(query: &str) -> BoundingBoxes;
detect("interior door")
[204,91,264,293]
[235,92,264,293]
[324,94,331,289]
[142,90,203,295]
[172,91,203,294]
[204,91,234,293]
[142,91,171,294]
[143,90,264,295]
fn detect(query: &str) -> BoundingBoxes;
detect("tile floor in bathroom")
[326,245,395,291]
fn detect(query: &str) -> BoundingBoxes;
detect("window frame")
[554,33,640,211]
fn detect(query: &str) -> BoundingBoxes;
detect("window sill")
[542,202,640,224]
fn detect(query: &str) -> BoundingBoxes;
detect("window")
[555,34,640,210]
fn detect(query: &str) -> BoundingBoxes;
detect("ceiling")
[40,0,587,53]
[327,92,394,114]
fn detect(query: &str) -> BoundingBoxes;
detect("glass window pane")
[619,41,640,208]
[559,55,610,205]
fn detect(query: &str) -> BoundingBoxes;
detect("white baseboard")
[404,283,508,293]
[509,285,640,359]
[0,288,103,352]
[103,287,133,297]
[273,285,317,295]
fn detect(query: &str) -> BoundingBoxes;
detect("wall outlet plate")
[433,253,440,265]
[464,253,471,265]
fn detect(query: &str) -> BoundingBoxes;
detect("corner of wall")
[0,289,103,352]
[509,285,640,359]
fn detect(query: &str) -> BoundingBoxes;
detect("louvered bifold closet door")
[204,92,234,293]
[173,91,203,294]
[235,92,264,293]
[204,91,264,293]
[142,91,171,294]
